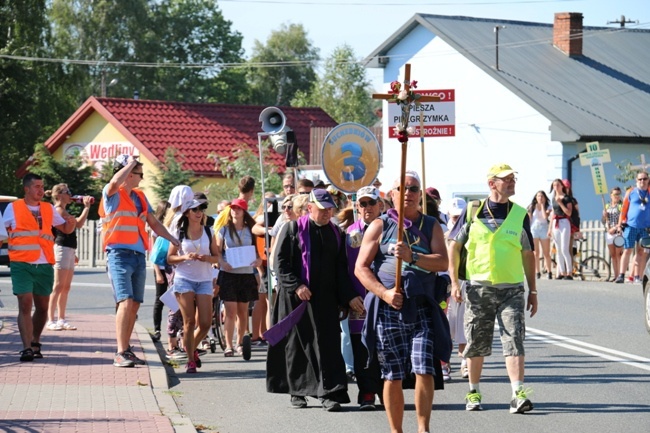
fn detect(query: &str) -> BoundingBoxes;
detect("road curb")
[136,322,197,433]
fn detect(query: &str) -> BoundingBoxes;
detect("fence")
[75,219,611,268]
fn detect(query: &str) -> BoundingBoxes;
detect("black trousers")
[351,333,384,403]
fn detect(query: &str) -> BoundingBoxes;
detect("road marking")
[527,326,650,371]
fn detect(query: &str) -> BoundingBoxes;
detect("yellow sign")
[321,123,381,194]
[579,142,610,195]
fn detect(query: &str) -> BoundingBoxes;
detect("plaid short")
[375,302,435,380]
[463,284,526,358]
[623,225,649,249]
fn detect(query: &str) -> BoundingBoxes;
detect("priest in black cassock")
[266,189,364,412]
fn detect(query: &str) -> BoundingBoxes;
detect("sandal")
[31,342,43,359]
[224,348,234,357]
[236,345,243,356]
[20,348,34,362]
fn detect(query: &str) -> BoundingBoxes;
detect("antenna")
[607,15,638,28]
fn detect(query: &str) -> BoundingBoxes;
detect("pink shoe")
[186,360,197,373]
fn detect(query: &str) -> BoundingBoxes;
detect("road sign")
[579,141,610,195]
[387,89,455,138]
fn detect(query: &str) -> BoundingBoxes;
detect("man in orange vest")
[3,173,77,362]
[100,154,180,368]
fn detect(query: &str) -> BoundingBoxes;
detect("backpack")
[569,197,580,233]
[457,200,481,281]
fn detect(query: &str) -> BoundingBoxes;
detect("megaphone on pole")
[259,107,286,134]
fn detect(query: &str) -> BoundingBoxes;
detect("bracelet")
[529,291,538,295]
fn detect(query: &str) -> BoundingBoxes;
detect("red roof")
[33,96,337,176]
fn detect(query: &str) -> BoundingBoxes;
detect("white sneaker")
[47,321,63,331]
[57,320,77,330]
[460,363,469,379]
[442,364,451,382]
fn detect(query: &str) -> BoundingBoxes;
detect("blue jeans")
[106,249,147,303]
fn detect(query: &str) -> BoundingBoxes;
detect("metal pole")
[257,134,274,310]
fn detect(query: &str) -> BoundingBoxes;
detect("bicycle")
[573,235,611,282]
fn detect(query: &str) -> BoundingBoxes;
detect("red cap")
[426,187,441,200]
[230,198,248,211]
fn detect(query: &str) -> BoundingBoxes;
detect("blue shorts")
[375,302,435,380]
[172,277,213,296]
[623,226,649,249]
[106,248,146,303]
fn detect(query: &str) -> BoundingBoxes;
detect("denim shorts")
[106,248,146,303]
[375,302,435,380]
[172,276,213,296]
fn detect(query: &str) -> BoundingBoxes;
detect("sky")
[218,0,648,90]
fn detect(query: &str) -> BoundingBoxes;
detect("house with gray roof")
[365,12,650,220]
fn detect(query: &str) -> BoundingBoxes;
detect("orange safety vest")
[99,187,150,251]
[8,199,56,264]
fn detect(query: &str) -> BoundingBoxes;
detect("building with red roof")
[22,96,338,207]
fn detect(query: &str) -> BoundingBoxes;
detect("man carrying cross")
[355,170,450,433]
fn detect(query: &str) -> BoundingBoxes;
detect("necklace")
[187,227,203,253]
[485,199,511,230]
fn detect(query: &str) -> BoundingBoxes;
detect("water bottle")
[71,195,95,205]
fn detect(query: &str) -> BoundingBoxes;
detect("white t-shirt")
[172,226,214,282]
[2,202,67,264]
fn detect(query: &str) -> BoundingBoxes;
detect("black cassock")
[266,219,357,401]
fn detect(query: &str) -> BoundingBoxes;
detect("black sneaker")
[615,274,625,284]
[152,330,161,342]
[565,275,574,280]
[19,348,34,362]
[113,352,135,368]
[359,394,376,411]
[290,395,307,409]
[124,350,146,365]
[321,398,342,412]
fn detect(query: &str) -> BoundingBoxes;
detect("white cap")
[357,186,380,200]
[449,197,467,216]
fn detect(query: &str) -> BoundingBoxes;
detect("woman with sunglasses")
[45,184,92,331]
[603,187,623,282]
[216,198,262,357]
[167,198,218,373]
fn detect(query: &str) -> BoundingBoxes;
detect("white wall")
[376,29,563,214]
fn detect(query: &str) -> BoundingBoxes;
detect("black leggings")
[153,269,168,332]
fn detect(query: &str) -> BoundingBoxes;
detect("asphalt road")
[1,267,649,433]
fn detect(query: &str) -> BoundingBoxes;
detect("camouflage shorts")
[462,284,526,358]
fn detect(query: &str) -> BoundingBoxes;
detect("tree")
[27,143,103,218]
[48,0,248,103]
[246,23,319,106]
[292,44,379,127]
[149,147,198,203]
[207,143,287,211]
[0,0,77,195]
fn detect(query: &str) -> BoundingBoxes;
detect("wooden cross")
[372,64,440,293]
[630,154,650,171]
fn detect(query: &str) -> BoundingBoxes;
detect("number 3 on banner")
[321,122,381,194]
[341,143,366,181]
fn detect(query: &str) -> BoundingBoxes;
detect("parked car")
[0,195,17,267]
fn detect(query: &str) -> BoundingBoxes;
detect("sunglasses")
[132,172,144,179]
[282,204,293,210]
[299,191,310,195]
[190,207,204,213]
[393,185,420,193]
[283,184,295,189]
[637,178,649,181]
[62,190,72,195]
[358,199,378,208]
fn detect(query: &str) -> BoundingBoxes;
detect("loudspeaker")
[259,107,286,134]
[270,133,287,154]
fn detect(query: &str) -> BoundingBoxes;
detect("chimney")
[553,12,583,56]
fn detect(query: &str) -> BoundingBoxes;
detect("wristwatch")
[409,251,420,265]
